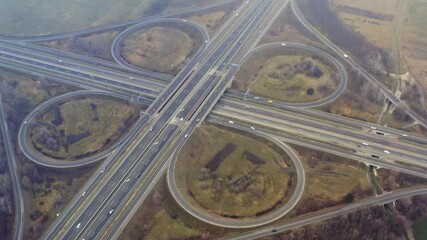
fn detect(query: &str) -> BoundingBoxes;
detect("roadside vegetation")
[175,124,295,218]
[30,97,140,160]
[0,70,126,238]
[0,131,13,240]
[122,27,196,74]
[38,31,120,61]
[120,175,242,240]
[287,144,373,216]
[233,47,340,103]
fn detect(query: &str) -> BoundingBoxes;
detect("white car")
[343,54,348,58]
[154,141,159,145]
[100,168,105,173]
[254,97,260,100]
[245,105,250,109]
[205,40,208,44]
[402,133,408,137]
[109,209,114,215]
[281,43,286,46]
[384,150,390,154]
[362,142,368,146]
[196,119,200,122]
[228,120,234,124]
[184,134,189,138]
[124,178,130,183]
[76,223,81,229]
[24,121,28,125]
[370,126,376,130]
[250,126,255,130]
[81,191,86,197]
[180,118,184,121]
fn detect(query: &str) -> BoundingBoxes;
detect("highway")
[0,89,24,239]
[221,186,427,240]
[41,1,279,239]
[211,101,427,174]
[290,0,427,129]
[0,0,426,238]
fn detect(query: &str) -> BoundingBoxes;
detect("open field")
[30,97,139,160]
[261,5,320,46]
[38,31,120,61]
[122,27,195,74]
[175,124,294,218]
[287,144,373,216]
[377,169,427,192]
[233,47,339,103]
[0,0,218,37]
[318,67,385,123]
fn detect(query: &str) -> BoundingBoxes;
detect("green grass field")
[31,98,138,159]
[175,124,294,218]
[123,27,194,74]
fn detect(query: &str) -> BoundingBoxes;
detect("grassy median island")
[122,27,196,74]
[286,144,373,216]
[233,48,340,103]
[175,124,295,218]
[30,97,140,160]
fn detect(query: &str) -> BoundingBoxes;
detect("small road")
[0,91,24,240]
[220,186,427,240]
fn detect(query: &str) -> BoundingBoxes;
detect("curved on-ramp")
[111,18,209,79]
[17,90,148,168]
[235,42,347,108]
[167,123,306,228]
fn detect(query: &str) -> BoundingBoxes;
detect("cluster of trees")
[34,127,60,152]
[401,82,427,119]
[226,167,257,193]
[360,81,385,105]
[269,58,324,80]
[275,207,406,240]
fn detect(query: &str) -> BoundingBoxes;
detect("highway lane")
[234,42,348,108]
[0,43,165,96]
[43,1,273,238]
[0,0,238,42]
[221,186,427,240]
[0,41,173,82]
[290,0,427,129]
[213,101,427,169]
[208,115,427,179]
[17,90,152,168]
[111,18,208,77]
[84,1,278,238]
[0,89,24,240]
